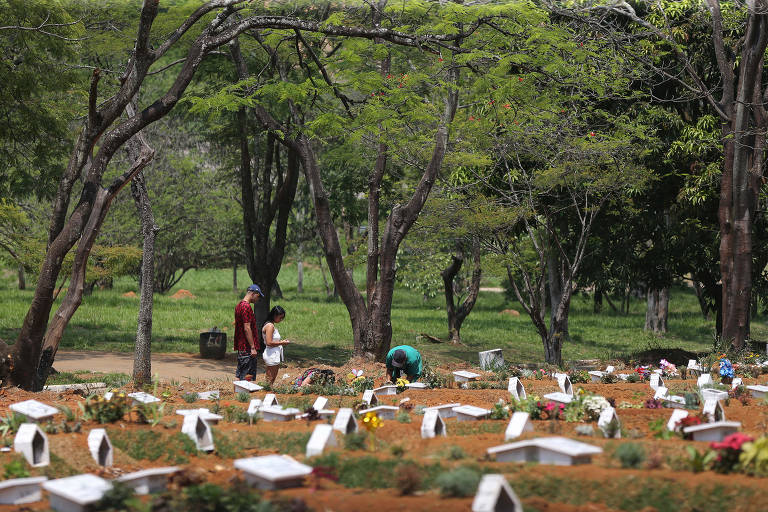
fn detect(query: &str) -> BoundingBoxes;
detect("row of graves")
[2,351,767,511]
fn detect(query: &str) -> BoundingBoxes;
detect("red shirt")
[234,300,258,352]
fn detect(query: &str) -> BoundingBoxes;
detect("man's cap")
[247,284,265,297]
[391,349,407,368]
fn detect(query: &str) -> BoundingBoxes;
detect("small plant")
[436,467,481,497]
[648,418,675,440]
[643,398,662,409]
[0,412,26,438]
[710,433,754,474]
[3,458,29,479]
[182,392,198,403]
[132,402,166,427]
[445,445,466,460]
[582,395,611,421]
[625,373,640,383]
[390,444,405,456]
[395,411,411,423]
[58,405,77,422]
[614,442,646,468]
[394,462,422,495]
[80,393,130,424]
[420,361,447,389]
[600,373,619,384]
[351,376,374,393]
[236,391,250,403]
[395,377,410,392]
[739,436,768,476]
[223,406,250,424]
[93,481,137,511]
[570,370,590,384]
[343,432,368,451]
[683,392,700,409]
[489,402,510,420]
[685,446,716,473]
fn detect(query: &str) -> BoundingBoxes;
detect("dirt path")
[53,350,244,381]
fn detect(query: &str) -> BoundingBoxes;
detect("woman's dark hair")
[266,305,286,322]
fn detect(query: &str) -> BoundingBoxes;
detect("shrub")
[343,432,368,451]
[600,373,619,384]
[570,370,590,384]
[395,463,422,495]
[710,433,754,474]
[0,412,26,438]
[489,403,509,420]
[445,445,466,460]
[181,392,197,403]
[396,411,411,423]
[236,391,250,403]
[93,481,137,511]
[132,402,165,426]
[643,399,662,409]
[390,444,405,457]
[739,436,768,476]
[615,443,646,469]
[3,458,29,479]
[80,393,130,423]
[625,373,640,383]
[435,467,481,497]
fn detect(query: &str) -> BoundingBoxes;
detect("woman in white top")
[262,305,290,385]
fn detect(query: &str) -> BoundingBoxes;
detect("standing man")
[234,284,264,380]
[385,345,422,383]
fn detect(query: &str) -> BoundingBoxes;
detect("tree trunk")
[297,244,304,293]
[593,288,602,314]
[232,263,237,293]
[17,263,25,290]
[441,240,482,345]
[547,250,570,341]
[272,279,283,299]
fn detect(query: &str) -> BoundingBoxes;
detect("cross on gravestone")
[556,374,573,396]
[306,424,337,457]
[358,405,399,420]
[425,403,461,419]
[478,349,505,370]
[420,409,447,439]
[597,407,621,439]
[312,396,328,411]
[504,412,533,441]
[127,392,161,405]
[43,474,112,512]
[87,429,113,467]
[181,414,214,452]
[116,467,180,495]
[697,374,714,388]
[471,474,523,512]
[667,409,689,431]
[234,455,313,490]
[197,390,220,401]
[332,408,358,434]
[701,399,726,423]
[9,400,59,422]
[649,373,664,391]
[507,378,526,401]
[361,389,378,406]
[453,405,491,421]
[263,393,279,407]
[14,424,49,468]
[233,381,263,393]
[653,386,669,400]
[0,476,48,505]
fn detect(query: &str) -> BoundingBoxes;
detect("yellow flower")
[362,412,382,431]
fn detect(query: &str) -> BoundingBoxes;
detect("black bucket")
[199,330,227,359]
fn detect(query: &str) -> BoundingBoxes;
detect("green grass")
[0,263,727,365]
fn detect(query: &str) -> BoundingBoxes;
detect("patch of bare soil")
[171,289,196,299]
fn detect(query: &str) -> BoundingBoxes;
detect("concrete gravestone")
[697,374,714,388]
[233,381,263,393]
[504,412,533,441]
[263,393,279,407]
[117,467,179,495]
[701,399,726,423]
[541,392,573,405]
[683,421,742,442]
[746,385,768,399]
[653,386,669,400]
[471,474,523,512]
[667,409,689,431]
[649,373,664,391]
[87,429,113,467]
[420,409,447,439]
[405,382,427,389]
[175,408,223,425]
[453,370,481,383]
[332,408,358,434]
[261,406,301,422]
[731,377,743,389]
[43,474,112,512]
[127,392,160,406]
[507,378,526,401]
[425,403,461,419]
[0,476,47,505]
[373,385,397,396]
[358,405,399,420]
[361,389,378,406]
[479,349,504,370]
[557,374,573,396]
[234,455,313,490]
[306,424,337,457]
[701,388,729,402]
[312,396,329,411]
[14,423,49,467]
[597,407,621,439]
[453,405,491,421]
[487,436,602,465]
[181,414,214,452]
[247,399,263,417]
[9,400,59,422]
[197,390,220,401]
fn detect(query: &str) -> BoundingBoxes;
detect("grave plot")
[234,455,313,490]
[9,400,59,422]
[487,436,603,465]
[0,476,47,505]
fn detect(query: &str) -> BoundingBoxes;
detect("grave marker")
[731,377,743,389]
[697,374,714,388]
[453,370,481,383]
[420,409,447,439]
[471,474,523,512]
[9,400,59,422]
[358,405,399,420]
[507,378,526,401]
[43,474,112,512]
[234,455,313,490]
[453,405,491,421]
[14,424,48,467]
[661,395,687,409]
[261,406,301,422]
[747,385,768,399]
[541,392,573,405]
[197,390,220,401]
[649,374,664,391]
[117,467,180,495]
[425,403,461,419]
[597,407,621,439]
[181,414,214,452]
[263,393,279,407]
[667,409,689,431]
[556,374,573,396]
[233,381,263,394]
[701,399,726,423]
[605,366,615,374]
[361,390,378,406]
[127,392,160,406]
[247,399,263,417]
[405,382,427,389]
[0,476,47,505]
[372,385,397,396]
[487,437,602,465]
[175,408,223,425]
[312,396,328,411]
[306,424,337,457]
[87,429,113,467]
[588,371,604,383]
[332,408,358,434]
[653,386,669,400]
[701,389,729,402]
[504,412,533,441]
[683,421,741,442]
[478,349,504,370]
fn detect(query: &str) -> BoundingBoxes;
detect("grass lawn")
[0,263,740,366]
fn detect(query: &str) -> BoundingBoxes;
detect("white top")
[262,323,281,344]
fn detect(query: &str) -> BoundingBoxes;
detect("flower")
[362,411,382,431]
[711,432,753,452]
[719,359,734,378]
[583,395,611,420]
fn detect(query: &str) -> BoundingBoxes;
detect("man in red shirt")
[234,284,264,380]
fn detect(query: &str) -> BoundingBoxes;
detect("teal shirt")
[386,345,422,379]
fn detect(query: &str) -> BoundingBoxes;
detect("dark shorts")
[235,351,259,380]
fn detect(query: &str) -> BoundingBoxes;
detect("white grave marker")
[9,400,58,422]
[557,374,573,396]
[14,423,48,467]
[478,349,505,370]
[588,371,604,383]
[606,365,615,373]
[405,382,427,389]
[234,455,312,490]
[649,373,664,391]
[358,405,399,420]
[361,389,378,406]
[425,403,461,419]
[701,388,729,402]
[504,412,533,441]
[683,421,741,442]
[43,474,112,512]
[697,374,714,388]
[420,409,447,439]
[127,392,161,405]
[233,381,263,393]
[372,385,397,396]
[87,428,113,467]
[747,385,768,399]
[667,409,689,431]
[731,377,743,389]
[175,408,223,425]
[508,378,526,401]
[261,406,301,422]
[332,408,358,434]
[247,399,263,417]
[306,424,337,457]
[487,437,602,465]
[197,390,220,401]
[653,386,669,400]
[701,399,726,423]
[312,396,328,411]
[471,474,523,512]
[453,370,481,383]
[597,407,621,439]
[453,405,491,421]
[541,392,573,405]
[0,476,47,505]
[117,467,179,495]
[181,414,214,452]
[262,393,278,407]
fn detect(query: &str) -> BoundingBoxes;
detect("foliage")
[600,373,619,384]
[489,402,510,420]
[614,443,646,469]
[236,391,250,403]
[107,428,197,465]
[710,433,753,474]
[436,467,481,498]
[394,462,422,496]
[395,411,411,424]
[132,401,166,427]
[582,395,611,421]
[79,393,130,423]
[570,370,591,383]
[648,418,675,440]
[343,431,369,451]
[182,392,198,403]
[685,446,717,473]
[739,437,768,477]
[3,457,29,479]
[93,482,139,512]
[0,411,26,438]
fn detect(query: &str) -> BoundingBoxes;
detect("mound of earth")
[624,347,702,366]
[122,291,137,298]
[171,289,196,299]
[500,309,520,316]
